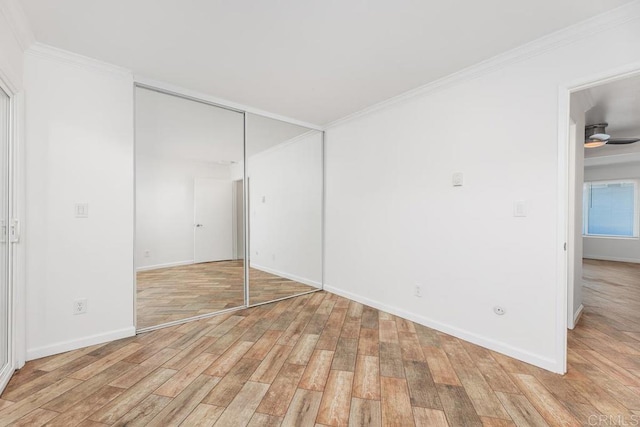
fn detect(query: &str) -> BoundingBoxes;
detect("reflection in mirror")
[246,113,323,305]
[135,87,245,329]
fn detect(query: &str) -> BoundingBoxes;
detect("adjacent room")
[568,74,640,380]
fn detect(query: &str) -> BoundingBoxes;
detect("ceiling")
[20,0,634,125]
[582,74,640,162]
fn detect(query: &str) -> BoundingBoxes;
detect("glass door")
[0,86,11,393]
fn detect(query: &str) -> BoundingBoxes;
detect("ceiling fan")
[584,123,640,148]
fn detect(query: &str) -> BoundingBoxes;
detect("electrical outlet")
[73,298,87,315]
[415,285,422,298]
[144,250,150,258]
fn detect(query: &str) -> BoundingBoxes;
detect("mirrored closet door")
[135,86,245,330]
[246,114,323,305]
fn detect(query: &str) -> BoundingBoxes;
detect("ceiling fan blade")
[606,138,640,145]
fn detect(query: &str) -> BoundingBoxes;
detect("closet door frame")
[0,73,21,393]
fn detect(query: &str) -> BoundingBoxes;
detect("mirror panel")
[135,87,245,329]
[246,113,323,305]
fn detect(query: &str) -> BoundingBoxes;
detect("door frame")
[557,60,640,374]
[0,71,21,392]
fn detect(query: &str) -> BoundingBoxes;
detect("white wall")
[324,4,640,373]
[24,48,135,360]
[249,132,323,287]
[568,93,588,328]
[583,161,640,264]
[135,156,231,270]
[0,0,26,92]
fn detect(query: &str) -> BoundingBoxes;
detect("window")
[583,180,639,238]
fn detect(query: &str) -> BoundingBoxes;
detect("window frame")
[582,179,640,239]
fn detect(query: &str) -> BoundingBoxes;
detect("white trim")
[324,284,561,373]
[136,260,194,272]
[0,0,35,51]
[570,304,585,329]
[12,91,24,369]
[134,76,323,131]
[325,1,640,130]
[251,263,322,289]
[25,43,132,78]
[567,119,577,332]
[583,255,640,264]
[556,85,571,374]
[26,327,136,361]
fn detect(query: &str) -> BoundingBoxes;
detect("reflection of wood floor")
[4,260,640,425]
[137,260,316,329]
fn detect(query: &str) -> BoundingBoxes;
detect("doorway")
[565,70,640,375]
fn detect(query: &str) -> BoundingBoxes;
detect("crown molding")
[325,0,640,130]
[0,0,35,51]
[25,43,132,78]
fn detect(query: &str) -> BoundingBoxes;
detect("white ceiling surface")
[583,74,640,163]
[20,0,633,126]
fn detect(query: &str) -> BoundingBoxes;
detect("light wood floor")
[137,260,317,329]
[2,259,640,426]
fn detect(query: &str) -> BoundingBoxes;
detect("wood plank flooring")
[2,259,640,426]
[137,260,317,329]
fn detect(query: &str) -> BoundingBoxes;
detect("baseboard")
[583,255,640,264]
[251,263,322,288]
[323,284,562,373]
[136,260,194,272]
[26,327,136,361]
[571,304,585,329]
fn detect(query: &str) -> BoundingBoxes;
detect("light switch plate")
[452,172,464,187]
[513,200,527,217]
[75,203,89,218]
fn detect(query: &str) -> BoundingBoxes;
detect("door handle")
[195,224,204,228]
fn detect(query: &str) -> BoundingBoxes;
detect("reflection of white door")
[194,178,233,263]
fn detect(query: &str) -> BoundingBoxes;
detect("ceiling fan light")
[584,139,607,148]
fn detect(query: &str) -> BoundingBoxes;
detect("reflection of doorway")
[193,178,233,263]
